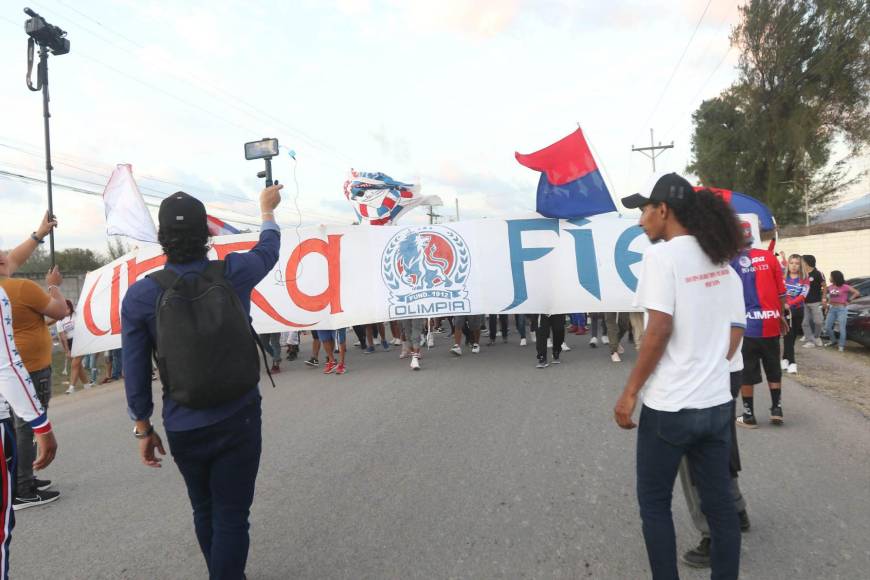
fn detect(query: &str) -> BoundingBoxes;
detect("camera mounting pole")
[256,157,275,187]
[24,7,69,268]
[28,43,57,265]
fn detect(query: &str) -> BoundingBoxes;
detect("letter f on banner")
[504,219,559,310]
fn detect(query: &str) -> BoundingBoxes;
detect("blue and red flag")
[515,129,616,219]
[206,215,241,236]
[695,187,776,230]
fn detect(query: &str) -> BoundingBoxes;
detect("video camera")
[24,8,70,55]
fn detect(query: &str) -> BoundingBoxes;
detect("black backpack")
[148,261,270,409]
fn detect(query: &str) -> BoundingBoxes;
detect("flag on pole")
[102,164,158,243]
[515,129,617,219]
[694,186,776,230]
[206,215,241,236]
[344,170,442,225]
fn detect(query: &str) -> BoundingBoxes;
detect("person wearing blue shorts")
[316,329,347,375]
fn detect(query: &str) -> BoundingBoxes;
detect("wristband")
[47,285,59,292]
[133,424,155,439]
[31,232,44,244]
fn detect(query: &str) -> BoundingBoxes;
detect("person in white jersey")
[0,281,59,578]
[613,173,746,580]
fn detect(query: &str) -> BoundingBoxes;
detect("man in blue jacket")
[122,185,282,580]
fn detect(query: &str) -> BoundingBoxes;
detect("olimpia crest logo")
[382,226,471,318]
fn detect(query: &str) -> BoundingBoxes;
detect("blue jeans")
[110,349,123,380]
[637,403,740,580]
[823,305,848,348]
[167,397,262,580]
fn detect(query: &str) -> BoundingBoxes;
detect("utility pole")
[631,128,674,172]
[455,198,460,221]
[427,205,442,225]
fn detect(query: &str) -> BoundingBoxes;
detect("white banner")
[72,213,652,357]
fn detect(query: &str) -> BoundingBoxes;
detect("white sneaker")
[803,341,816,348]
[799,336,806,342]
[561,342,571,352]
[65,385,75,395]
[780,359,789,370]
[617,344,625,355]
[519,338,527,347]
[611,352,622,363]
[471,343,480,354]
[589,337,598,347]
[353,340,362,347]
[838,346,844,352]
[787,363,797,374]
[450,344,462,356]
[399,348,410,359]
[410,356,421,370]
[427,334,435,348]
[547,338,553,348]
[83,382,94,390]
[391,338,402,346]
[602,336,610,345]
[814,338,823,347]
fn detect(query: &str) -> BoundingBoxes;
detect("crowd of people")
[0,173,865,579]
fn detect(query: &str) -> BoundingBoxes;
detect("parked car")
[845,295,870,348]
[846,276,870,297]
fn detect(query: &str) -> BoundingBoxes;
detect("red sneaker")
[323,361,337,374]
[270,363,281,374]
[567,325,578,334]
[335,363,346,375]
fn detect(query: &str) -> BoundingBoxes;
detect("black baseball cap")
[621,172,695,209]
[158,191,207,234]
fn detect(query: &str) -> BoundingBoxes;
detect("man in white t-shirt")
[614,173,746,580]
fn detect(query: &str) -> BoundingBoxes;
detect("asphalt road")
[11,331,870,579]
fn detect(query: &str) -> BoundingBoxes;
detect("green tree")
[688,0,870,224]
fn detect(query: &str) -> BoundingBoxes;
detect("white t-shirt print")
[633,235,746,412]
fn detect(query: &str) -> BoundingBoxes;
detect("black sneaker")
[680,537,710,568]
[739,509,751,532]
[736,413,758,429]
[34,478,52,491]
[536,358,549,369]
[13,489,60,510]
[304,357,319,367]
[552,354,561,364]
[770,405,784,425]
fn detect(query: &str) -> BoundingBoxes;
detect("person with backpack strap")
[122,185,282,580]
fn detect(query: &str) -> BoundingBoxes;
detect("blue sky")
[1,0,866,252]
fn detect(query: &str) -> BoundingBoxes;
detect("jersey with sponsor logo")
[730,248,786,338]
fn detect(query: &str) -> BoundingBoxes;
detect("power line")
[39,0,352,167]
[633,0,713,141]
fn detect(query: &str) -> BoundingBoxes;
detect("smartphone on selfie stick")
[244,138,279,186]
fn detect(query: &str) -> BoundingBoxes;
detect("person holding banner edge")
[122,184,283,580]
[613,173,745,580]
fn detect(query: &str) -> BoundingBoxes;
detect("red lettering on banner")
[83,274,110,336]
[212,240,313,328]
[126,254,167,288]
[110,265,123,334]
[286,235,343,313]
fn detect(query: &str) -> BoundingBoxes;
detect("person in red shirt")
[730,235,789,427]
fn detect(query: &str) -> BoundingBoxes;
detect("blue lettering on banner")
[565,218,601,300]
[614,225,644,291]
[504,218,560,310]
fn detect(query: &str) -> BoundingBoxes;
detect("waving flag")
[103,164,158,243]
[206,215,241,236]
[695,187,776,230]
[344,170,442,225]
[515,129,616,219]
